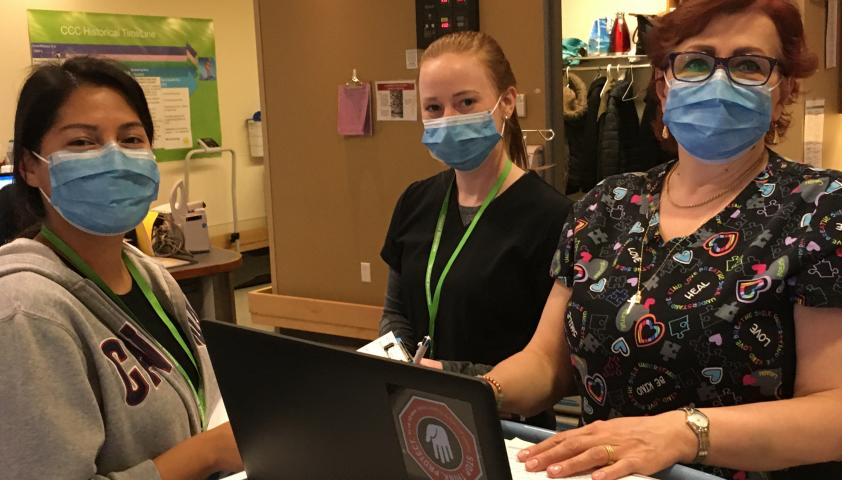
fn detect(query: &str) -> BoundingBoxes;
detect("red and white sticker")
[397,396,482,480]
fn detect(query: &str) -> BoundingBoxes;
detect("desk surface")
[166,247,242,280]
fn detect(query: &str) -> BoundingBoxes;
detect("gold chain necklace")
[665,152,767,209]
[625,223,688,314]
[625,154,767,314]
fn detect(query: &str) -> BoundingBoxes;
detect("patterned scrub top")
[552,151,842,480]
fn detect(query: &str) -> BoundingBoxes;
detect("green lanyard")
[40,226,206,426]
[425,160,512,357]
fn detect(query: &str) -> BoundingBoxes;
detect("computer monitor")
[0,173,13,190]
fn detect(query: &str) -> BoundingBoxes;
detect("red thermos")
[609,12,631,54]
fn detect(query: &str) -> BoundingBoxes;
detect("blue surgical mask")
[663,70,775,163]
[34,143,160,236]
[421,96,505,171]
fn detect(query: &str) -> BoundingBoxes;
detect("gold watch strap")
[681,407,710,464]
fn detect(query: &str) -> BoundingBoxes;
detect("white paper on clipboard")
[357,331,412,362]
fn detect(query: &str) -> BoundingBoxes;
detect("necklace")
[625,222,688,314]
[625,154,766,314]
[665,151,767,209]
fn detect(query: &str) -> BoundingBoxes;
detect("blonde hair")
[421,32,527,169]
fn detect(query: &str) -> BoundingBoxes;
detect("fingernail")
[518,449,530,459]
[593,472,605,480]
[549,464,563,475]
[526,459,538,469]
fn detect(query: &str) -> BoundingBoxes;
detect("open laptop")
[202,320,513,479]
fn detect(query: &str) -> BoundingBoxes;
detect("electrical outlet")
[360,262,372,283]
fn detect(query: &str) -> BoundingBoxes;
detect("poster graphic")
[375,80,418,121]
[27,9,222,161]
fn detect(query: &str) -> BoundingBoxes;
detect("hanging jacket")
[638,87,677,167]
[562,72,588,194]
[596,78,643,180]
[566,76,606,194]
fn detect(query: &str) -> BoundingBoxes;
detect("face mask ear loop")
[490,94,504,115]
[31,150,49,165]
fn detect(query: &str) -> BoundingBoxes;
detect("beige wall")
[0,0,264,239]
[256,0,549,306]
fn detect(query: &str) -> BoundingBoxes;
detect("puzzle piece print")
[588,228,609,245]
[660,340,682,361]
[801,284,828,306]
[808,259,839,279]
[750,229,774,248]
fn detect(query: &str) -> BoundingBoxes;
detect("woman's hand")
[517,412,697,480]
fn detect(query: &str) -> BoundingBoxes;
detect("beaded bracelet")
[479,374,505,409]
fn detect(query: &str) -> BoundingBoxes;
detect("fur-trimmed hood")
[563,72,587,121]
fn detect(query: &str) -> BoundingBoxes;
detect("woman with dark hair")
[378,32,571,424]
[0,57,242,479]
[481,1,842,479]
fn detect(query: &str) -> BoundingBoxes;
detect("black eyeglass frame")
[667,51,781,86]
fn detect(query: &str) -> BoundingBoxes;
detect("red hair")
[646,0,818,147]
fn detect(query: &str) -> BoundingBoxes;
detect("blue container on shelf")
[587,17,610,55]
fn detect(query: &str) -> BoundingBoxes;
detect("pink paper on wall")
[337,84,373,136]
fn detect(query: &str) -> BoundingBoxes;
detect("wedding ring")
[603,444,616,464]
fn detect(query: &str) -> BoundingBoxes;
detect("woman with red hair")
[481,1,842,479]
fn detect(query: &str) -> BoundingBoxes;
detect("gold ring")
[603,444,615,464]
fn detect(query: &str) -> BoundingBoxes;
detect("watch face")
[688,413,708,428]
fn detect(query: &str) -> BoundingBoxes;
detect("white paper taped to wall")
[804,98,825,168]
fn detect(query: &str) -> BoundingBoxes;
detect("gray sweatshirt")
[0,238,222,479]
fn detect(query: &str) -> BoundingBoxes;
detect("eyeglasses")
[668,51,780,86]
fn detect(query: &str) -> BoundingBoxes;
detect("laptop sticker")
[393,393,484,480]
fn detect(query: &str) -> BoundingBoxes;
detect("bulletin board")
[27,9,222,162]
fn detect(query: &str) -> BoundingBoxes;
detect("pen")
[413,336,432,364]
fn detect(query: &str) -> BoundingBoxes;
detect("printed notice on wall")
[375,80,418,121]
[27,9,221,162]
[804,99,825,167]
[136,77,193,149]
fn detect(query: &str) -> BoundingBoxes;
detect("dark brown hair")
[12,56,154,221]
[420,32,528,169]
[646,0,817,147]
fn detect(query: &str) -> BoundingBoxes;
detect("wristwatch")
[680,407,710,464]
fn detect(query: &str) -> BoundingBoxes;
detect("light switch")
[516,93,526,117]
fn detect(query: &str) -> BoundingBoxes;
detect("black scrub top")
[553,150,842,479]
[381,169,572,365]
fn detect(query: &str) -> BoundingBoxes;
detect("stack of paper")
[506,437,653,480]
